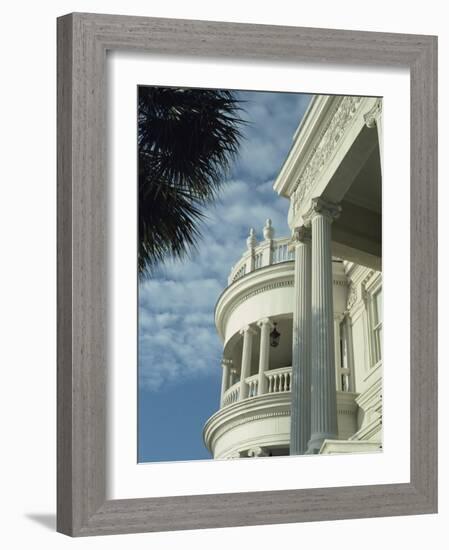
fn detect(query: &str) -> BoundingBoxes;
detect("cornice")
[211,409,291,449]
[227,279,294,319]
[203,393,292,450]
[204,390,359,452]
[273,95,334,198]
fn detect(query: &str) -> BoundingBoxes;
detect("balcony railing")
[222,366,292,408]
[227,222,294,286]
[266,366,292,393]
[222,385,240,407]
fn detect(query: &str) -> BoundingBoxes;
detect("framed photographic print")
[57,12,437,536]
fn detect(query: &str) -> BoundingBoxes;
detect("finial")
[263,218,274,240]
[246,227,257,250]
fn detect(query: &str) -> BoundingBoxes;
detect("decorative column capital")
[239,325,256,336]
[247,446,268,458]
[288,226,311,253]
[346,283,358,312]
[293,225,312,243]
[221,358,233,368]
[257,317,274,329]
[364,98,382,129]
[303,197,342,226]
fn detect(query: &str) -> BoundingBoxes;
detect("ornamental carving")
[292,96,363,212]
[346,283,358,311]
[361,270,376,303]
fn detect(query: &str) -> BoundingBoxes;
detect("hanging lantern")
[270,322,281,347]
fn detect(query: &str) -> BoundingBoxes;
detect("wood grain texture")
[56,12,438,536]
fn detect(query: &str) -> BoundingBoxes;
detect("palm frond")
[138,87,247,276]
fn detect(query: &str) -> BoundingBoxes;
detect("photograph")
[137,87,383,462]
[49,7,438,539]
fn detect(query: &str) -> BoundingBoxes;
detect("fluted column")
[220,359,232,407]
[257,318,273,395]
[306,198,341,454]
[239,325,255,400]
[290,226,311,455]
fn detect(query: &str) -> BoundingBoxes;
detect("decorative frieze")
[209,409,291,444]
[292,96,363,213]
[227,279,294,318]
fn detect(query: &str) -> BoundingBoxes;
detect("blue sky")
[138,89,311,462]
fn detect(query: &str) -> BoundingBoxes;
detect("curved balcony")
[222,366,292,407]
[204,365,359,459]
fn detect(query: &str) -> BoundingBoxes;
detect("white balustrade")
[222,384,240,406]
[232,264,246,282]
[227,233,294,286]
[266,367,292,393]
[246,374,259,397]
[221,367,293,408]
[254,252,263,269]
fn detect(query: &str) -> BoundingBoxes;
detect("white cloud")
[139,91,310,391]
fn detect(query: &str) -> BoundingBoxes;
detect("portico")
[274,95,382,455]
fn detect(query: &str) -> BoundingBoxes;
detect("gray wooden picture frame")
[57,12,438,537]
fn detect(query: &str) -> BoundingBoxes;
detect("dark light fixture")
[270,322,281,347]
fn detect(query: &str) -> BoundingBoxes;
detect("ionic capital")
[292,225,312,244]
[303,197,341,225]
[257,317,274,329]
[239,325,256,336]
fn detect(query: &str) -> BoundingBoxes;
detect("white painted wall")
[0,1,446,549]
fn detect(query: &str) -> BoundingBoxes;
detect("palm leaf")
[138,87,247,276]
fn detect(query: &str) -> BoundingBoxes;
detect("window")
[370,288,382,365]
[339,319,352,392]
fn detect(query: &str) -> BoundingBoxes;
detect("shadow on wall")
[25,513,56,531]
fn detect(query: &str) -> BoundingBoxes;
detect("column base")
[307,432,338,454]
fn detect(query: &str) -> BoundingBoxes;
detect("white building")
[203,94,383,459]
